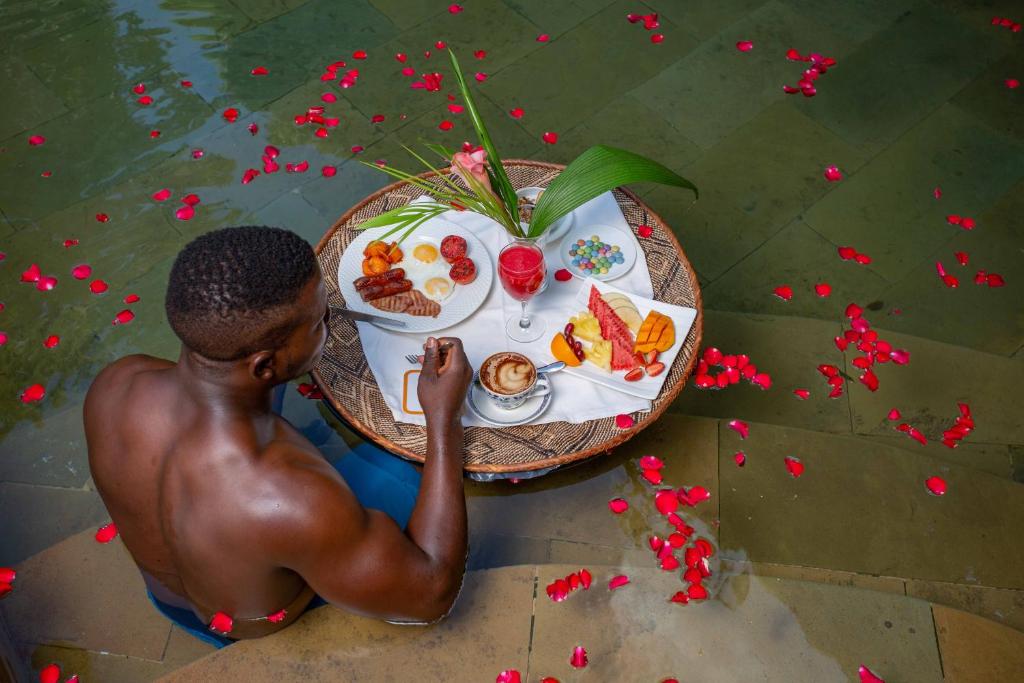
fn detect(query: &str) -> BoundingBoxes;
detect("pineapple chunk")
[569,311,603,343]
[586,340,612,371]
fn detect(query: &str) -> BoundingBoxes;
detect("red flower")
[95,523,118,543]
[542,131,558,144]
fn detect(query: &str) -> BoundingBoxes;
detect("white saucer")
[465,375,552,426]
[558,222,637,282]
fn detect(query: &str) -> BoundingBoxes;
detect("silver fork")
[405,354,421,364]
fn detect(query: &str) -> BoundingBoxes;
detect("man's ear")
[248,350,276,383]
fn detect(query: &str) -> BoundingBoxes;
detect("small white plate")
[558,222,637,282]
[465,375,553,426]
[554,278,698,400]
[337,221,493,333]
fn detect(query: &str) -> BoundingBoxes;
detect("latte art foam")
[480,352,536,395]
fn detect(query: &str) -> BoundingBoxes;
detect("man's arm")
[270,337,471,622]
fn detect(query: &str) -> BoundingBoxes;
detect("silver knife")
[331,306,408,328]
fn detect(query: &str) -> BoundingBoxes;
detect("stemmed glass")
[498,239,547,343]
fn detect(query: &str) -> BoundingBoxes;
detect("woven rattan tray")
[313,160,702,473]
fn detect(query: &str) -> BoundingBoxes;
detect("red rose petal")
[250,66,269,76]
[113,309,135,325]
[773,285,793,301]
[71,264,92,280]
[474,72,488,82]
[447,104,464,114]
[439,120,454,131]
[823,165,842,182]
[786,47,805,61]
[124,294,140,304]
[537,33,550,42]
[608,498,628,514]
[933,187,942,199]
[838,246,856,260]
[542,131,558,144]
[569,646,588,668]
[180,80,193,87]
[395,52,407,63]
[132,83,146,94]
[209,611,234,634]
[267,609,287,623]
[853,252,872,264]
[961,217,976,230]
[0,332,7,346]
[496,671,521,683]
[508,107,524,119]
[608,575,630,590]
[813,282,832,297]
[191,148,204,159]
[175,205,195,221]
[448,3,463,13]
[727,419,749,439]
[925,476,946,496]
[637,225,654,238]
[554,268,572,282]
[89,279,108,294]
[36,276,58,291]
[579,568,592,589]
[39,664,61,683]
[0,567,14,583]
[322,165,337,177]
[94,522,118,543]
[736,40,754,52]
[655,489,679,515]
[650,33,665,44]
[29,134,46,146]
[733,450,747,466]
[352,50,367,60]
[784,456,804,478]
[954,251,968,266]
[136,95,153,106]
[615,413,634,429]
[641,468,663,485]
[1007,78,1020,89]
[149,129,161,138]
[793,388,810,400]
[21,263,41,283]
[687,583,708,600]
[222,107,239,122]
[242,168,260,184]
[321,92,337,103]
[20,384,46,403]
[95,213,109,223]
[181,193,200,206]
[887,408,901,420]
[858,665,885,683]
[987,273,1006,287]
[152,188,171,202]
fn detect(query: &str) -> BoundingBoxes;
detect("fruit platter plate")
[337,221,493,334]
[548,278,698,400]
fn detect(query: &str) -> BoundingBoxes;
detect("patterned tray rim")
[312,159,704,473]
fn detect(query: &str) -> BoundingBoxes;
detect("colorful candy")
[568,235,625,275]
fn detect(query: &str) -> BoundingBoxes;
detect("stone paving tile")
[931,0,1024,32]
[161,566,536,682]
[367,0,441,30]
[645,0,770,39]
[0,1,109,53]
[465,414,719,550]
[702,219,890,319]
[779,0,918,43]
[482,0,697,140]
[630,0,853,152]
[467,533,550,570]
[244,190,331,246]
[681,102,871,236]
[799,4,1008,154]
[933,604,1024,682]
[547,540,653,567]
[859,434,1013,480]
[1013,446,1024,484]
[0,59,68,141]
[951,51,1024,144]
[0,403,89,489]
[20,644,167,683]
[876,178,1024,356]
[734,560,906,594]
[717,420,1024,588]
[530,565,942,682]
[643,184,775,282]
[539,94,702,172]
[161,625,217,668]
[230,0,312,24]
[0,483,109,567]
[669,310,852,434]
[847,328,1024,445]
[803,104,1024,283]
[1,529,172,661]
[907,580,1024,634]
[501,0,615,38]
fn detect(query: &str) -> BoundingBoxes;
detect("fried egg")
[399,240,455,303]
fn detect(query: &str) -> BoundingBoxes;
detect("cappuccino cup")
[478,352,550,410]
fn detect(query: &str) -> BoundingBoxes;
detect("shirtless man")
[85,226,472,646]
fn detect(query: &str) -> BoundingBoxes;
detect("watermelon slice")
[588,286,638,371]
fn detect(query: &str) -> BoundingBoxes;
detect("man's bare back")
[85,227,471,641]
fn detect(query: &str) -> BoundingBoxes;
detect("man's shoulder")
[85,354,172,418]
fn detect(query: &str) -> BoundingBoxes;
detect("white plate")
[558,223,637,282]
[338,221,493,333]
[553,278,697,400]
[465,375,553,426]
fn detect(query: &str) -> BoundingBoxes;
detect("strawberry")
[643,350,659,365]
[645,362,666,377]
[624,368,645,382]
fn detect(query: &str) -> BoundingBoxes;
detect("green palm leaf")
[528,145,698,237]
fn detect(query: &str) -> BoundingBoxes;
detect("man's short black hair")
[166,226,319,361]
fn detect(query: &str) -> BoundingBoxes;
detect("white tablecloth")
[352,192,654,427]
